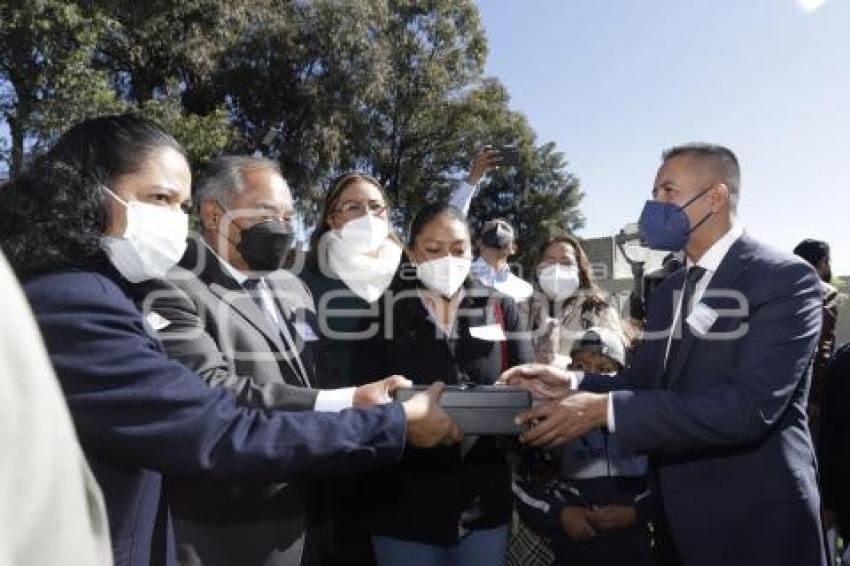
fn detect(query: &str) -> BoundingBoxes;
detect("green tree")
[1,0,584,247]
[0,1,118,175]
[0,0,234,176]
[357,0,490,223]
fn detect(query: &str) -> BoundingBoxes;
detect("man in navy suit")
[503,143,825,565]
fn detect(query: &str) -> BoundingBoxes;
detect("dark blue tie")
[662,266,707,389]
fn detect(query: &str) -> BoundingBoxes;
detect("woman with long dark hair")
[523,234,625,369]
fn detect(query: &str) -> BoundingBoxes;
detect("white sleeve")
[449,180,479,216]
[571,370,585,389]
[314,387,356,412]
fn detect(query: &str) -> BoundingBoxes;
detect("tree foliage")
[0,0,232,176]
[1,0,583,247]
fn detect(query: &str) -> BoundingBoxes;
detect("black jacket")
[353,273,533,545]
[819,342,850,515]
[299,258,379,389]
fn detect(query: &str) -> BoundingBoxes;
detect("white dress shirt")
[203,240,355,412]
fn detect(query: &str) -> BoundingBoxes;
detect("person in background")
[793,238,839,425]
[134,155,411,566]
[819,343,850,551]
[523,234,624,370]
[0,251,112,566]
[449,146,502,216]
[511,327,656,566]
[354,203,533,566]
[633,251,684,326]
[469,218,534,304]
[0,114,459,566]
[450,147,531,303]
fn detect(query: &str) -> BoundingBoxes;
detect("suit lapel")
[185,237,289,355]
[648,269,684,388]
[665,235,755,389]
[264,274,317,388]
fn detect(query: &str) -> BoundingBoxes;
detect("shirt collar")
[201,237,250,285]
[472,256,510,283]
[689,225,744,273]
[418,288,465,336]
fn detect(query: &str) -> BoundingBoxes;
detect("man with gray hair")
[134,155,432,566]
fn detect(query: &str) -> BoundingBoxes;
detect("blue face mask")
[637,186,714,251]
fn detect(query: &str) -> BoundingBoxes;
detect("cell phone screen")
[498,146,520,166]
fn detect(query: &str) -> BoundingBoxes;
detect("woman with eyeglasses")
[301,173,402,389]
[353,203,533,566]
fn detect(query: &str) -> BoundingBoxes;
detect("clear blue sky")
[477,0,850,275]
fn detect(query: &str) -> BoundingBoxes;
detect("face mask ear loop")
[687,212,714,236]
[212,200,244,250]
[681,185,715,236]
[680,184,714,211]
[101,184,128,207]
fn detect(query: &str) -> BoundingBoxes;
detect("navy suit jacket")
[582,234,825,566]
[23,266,406,566]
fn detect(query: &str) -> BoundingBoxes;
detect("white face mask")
[538,264,580,300]
[416,255,472,298]
[338,213,390,254]
[326,233,402,303]
[100,187,188,283]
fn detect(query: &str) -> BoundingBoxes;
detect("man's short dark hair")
[793,239,830,267]
[662,143,740,212]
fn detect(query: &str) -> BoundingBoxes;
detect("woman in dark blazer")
[355,204,533,566]
[0,114,454,566]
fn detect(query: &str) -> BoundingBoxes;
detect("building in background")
[581,235,668,321]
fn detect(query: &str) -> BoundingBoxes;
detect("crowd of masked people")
[0,113,845,566]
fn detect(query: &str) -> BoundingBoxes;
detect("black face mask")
[481,225,513,250]
[236,220,293,272]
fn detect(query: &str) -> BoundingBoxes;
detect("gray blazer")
[133,235,328,566]
[137,236,321,411]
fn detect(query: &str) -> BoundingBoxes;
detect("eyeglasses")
[335,201,388,217]
[217,200,293,225]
